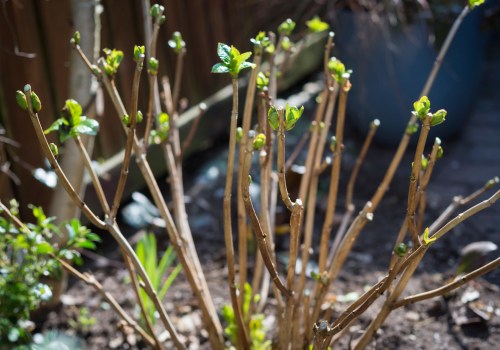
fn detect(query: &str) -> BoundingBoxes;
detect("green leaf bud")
[148,57,159,75]
[278,18,296,36]
[136,110,143,124]
[16,90,28,110]
[281,36,291,51]
[149,4,164,19]
[268,106,279,131]
[413,96,431,120]
[253,133,266,150]
[256,72,269,91]
[485,176,499,189]
[70,31,80,46]
[250,31,270,50]
[159,15,166,24]
[421,155,429,171]
[306,16,329,33]
[430,109,447,127]
[330,136,337,152]
[122,114,130,126]
[310,270,320,281]
[133,45,145,62]
[30,91,42,112]
[168,31,186,54]
[394,243,408,257]
[236,127,243,142]
[437,145,444,159]
[49,143,58,158]
[405,121,419,135]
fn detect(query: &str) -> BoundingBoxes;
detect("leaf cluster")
[0,202,99,346]
[268,103,304,131]
[211,43,256,77]
[102,48,124,77]
[221,283,271,350]
[44,99,99,143]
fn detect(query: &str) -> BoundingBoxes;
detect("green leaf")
[421,155,429,171]
[422,227,436,245]
[16,90,28,110]
[306,16,329,32]
[239,61,256,72]
[268,106,279,131]
[36,241,54,254]
[250,31,270,50]
[405,121,419,135]
[211,63,230,74]
[217,43,231,64]
[468,0,485,8]
[65,99,82,125]
[284,103,304,131]
[430,109,447,127]
[44,119,68,135]
[329,57,346,83]
[75,117,99,136]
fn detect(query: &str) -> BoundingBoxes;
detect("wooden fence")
[0,0,326,216]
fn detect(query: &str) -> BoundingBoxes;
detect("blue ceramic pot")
[333,10,489,145]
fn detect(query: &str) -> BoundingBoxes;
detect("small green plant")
[221,283,271,350]
[134,233,181,328]
[67,307,96,333]
[0,201,99,347]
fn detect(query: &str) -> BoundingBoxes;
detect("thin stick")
[242,133,290,296]
[110,55,144,220]
[318,80,349,272]
[74,136,110,216]
[180,103,206,158]
[223,78,250,348]
[172,49,186,113]
[23,88,105,229]
[406,116,431,247]
[237,51,262,309]
[393,257,500,309]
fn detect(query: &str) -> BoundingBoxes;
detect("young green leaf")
[150,4,165,19]
[284,103,304,131]
[65,99,82,126]
[306,16,329,33]
[405,121,419,135]
[250,31,270,51]
[256,72,269,91]
[412,96,431,120]
[49,143,59,158]
[422,227,436,245]
[430,109,447,126]
[328,57,351,84]
[281,36,292,51]
[212,43,255,77]
[268,106,279,131]
[102,48,124,77]
[468,0,485,8]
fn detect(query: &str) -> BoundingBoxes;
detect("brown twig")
[318,79,350,272]
[393,257,500,309]
[223,77,251,348]
[242,132,290,297]
[110,55,144,220]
